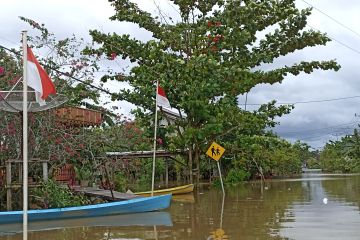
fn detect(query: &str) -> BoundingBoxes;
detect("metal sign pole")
[22,30,28,240]
[217,161,225,195]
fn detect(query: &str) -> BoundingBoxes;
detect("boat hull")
[0,194,171,224]
[135,184,194,197]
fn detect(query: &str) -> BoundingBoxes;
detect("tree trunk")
[188,145,193,184]
[194,144,200,184]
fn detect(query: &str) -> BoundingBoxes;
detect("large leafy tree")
[88,0,340,182]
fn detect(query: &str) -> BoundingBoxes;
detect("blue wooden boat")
[0,211,172,235]
[0,194,171,224]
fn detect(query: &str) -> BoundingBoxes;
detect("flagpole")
[22,31,28,240]
[151,80,159,196]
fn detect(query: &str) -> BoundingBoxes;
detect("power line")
[0,35,21,47]
[278,121,359,135]
[297,127,353,141]
[298,0,360,56]
[300,0,360,40]
[309,24,360,56]
[287,127,353,141]
[276,121,358,143]
[241,95,360,106]
[278,125,355,141]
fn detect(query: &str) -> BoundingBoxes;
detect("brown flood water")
[1,173,360,240]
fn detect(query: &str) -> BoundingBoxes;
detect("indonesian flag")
[157,83,171,108]
[27,47,56,106]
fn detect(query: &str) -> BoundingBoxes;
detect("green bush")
[225,168,250,185]
[34,179,90,208]
[74,165,93,181]
[114,172,127,192]
[212,178,222,188]
[307,157,321,169]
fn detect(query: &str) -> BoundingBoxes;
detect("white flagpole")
[22,31,28,240]
[151,80,159,196]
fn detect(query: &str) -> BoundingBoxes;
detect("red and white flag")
[27,47,56,106]
[157,84,171,108]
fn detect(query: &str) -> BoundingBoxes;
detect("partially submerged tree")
[88,0,340,182]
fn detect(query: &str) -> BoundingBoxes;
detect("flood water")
[1,172,360,240]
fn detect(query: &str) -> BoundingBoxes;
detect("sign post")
[206,142,227,239]
[217,161,225,195]
[206,142,225,195]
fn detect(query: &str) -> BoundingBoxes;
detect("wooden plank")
[54,107,102,126]
[6,162,11,210]
[6,159,49,163]
[6,184,41,189]
[72,187,140,201]
[106,150,184,159]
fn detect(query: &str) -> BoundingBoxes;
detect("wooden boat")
[134,184,194,197]
[0,211,172,235]
[0,194,171,224]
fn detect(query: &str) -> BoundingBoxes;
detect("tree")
[320,128,360,173]
[88,0,340,182]
[292,140,312,165]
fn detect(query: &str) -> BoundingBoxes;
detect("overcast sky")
[1,0,360,149]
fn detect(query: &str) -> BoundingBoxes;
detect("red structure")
[52,107,103,185]
[54,107,102,127]
[54,163,76,186]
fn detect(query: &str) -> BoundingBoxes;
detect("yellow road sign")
[206,142,225,161]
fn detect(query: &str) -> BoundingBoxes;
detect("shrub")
[33,179,90,208]
[225,168,250,185]
[114,172,127,192]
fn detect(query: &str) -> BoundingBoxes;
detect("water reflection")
[169,182,304,240]
[0,211,172,239]
[207,194,228,239]
[0,174,359,239]
[280,173,360,240]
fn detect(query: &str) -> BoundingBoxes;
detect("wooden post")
[165,158,169,188]
[18,164,22,183]
[195,145,200,185]
[188,147,193,184]
[42,161,48,181]
[6,161,12,210]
